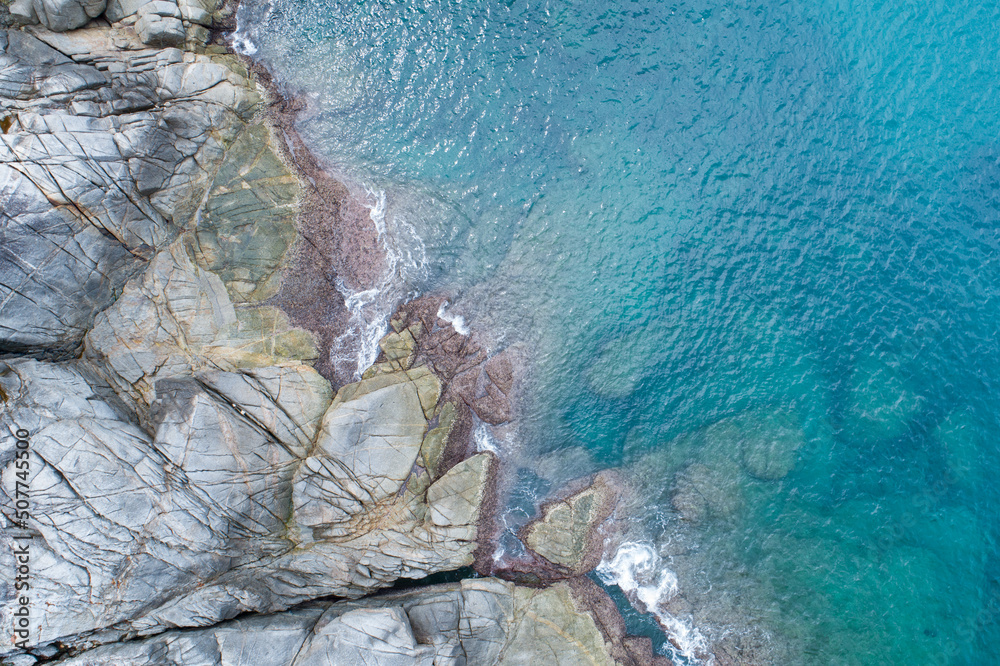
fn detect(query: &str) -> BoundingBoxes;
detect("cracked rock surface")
[12,0,216,45]
[49,578,634,666]
[0,10,502,659]
[0,349,494,653]
[0,20,256,352]
[522,470,624,577]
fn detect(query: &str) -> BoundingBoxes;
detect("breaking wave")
[330,185,428,379]
[597,542,711,665]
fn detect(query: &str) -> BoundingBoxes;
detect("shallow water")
[236,0,1000,661]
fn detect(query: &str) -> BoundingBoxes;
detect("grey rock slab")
[10,0,106,32]
[0,28,258,352]
[48,578,624,666]
[53,606,325,665]
[0,163,136,353]
[295,607,438,666]
[195,366,333,455]
[84,242,325,422]
[106,0,215,22]
[292,375,428,531]
[0,359,297,650]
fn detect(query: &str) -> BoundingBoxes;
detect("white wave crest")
[329,282,389,379]
[230,0,268,55]
[231,31,258,56]
[229,0,274,56]
[596,542,711,665]
[330,185,428,379]
[363,184,428,287]
[436,301,470,335]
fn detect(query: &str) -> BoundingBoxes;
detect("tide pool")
[236,0,1000,662]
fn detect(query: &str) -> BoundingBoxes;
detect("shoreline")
[216,9,689,663]
[213,9,687,664]
[0,1,676,663]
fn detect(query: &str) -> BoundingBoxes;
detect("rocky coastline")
[0,1,669,664]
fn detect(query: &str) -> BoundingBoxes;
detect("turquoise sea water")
[236,0,1000,662]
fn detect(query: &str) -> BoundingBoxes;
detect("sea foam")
[597,542,711,665]
[330,186,428,379]
[437,302,471,336]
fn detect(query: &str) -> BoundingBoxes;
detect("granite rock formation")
[0,347,495,652]
[0,8,498,660]
[0,18,256,352]
[10,0,215,45]
[521,470,624,576]
[0,6,660,664]
[48,578,662,666]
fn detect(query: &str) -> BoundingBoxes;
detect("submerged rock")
[628,405,805,528]
[586,325,665,399]
[842,357,924,442]
[736,408,804,480]
[671,462,743,523]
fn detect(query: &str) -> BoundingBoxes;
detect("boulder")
[379,327,418,370]
[104,0,149,20]
[134,1,184,46]
[292,374,431,530]
[522,470,623,575]
[419,400,457,478]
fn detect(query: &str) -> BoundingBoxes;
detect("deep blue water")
[236,0,1000,662]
